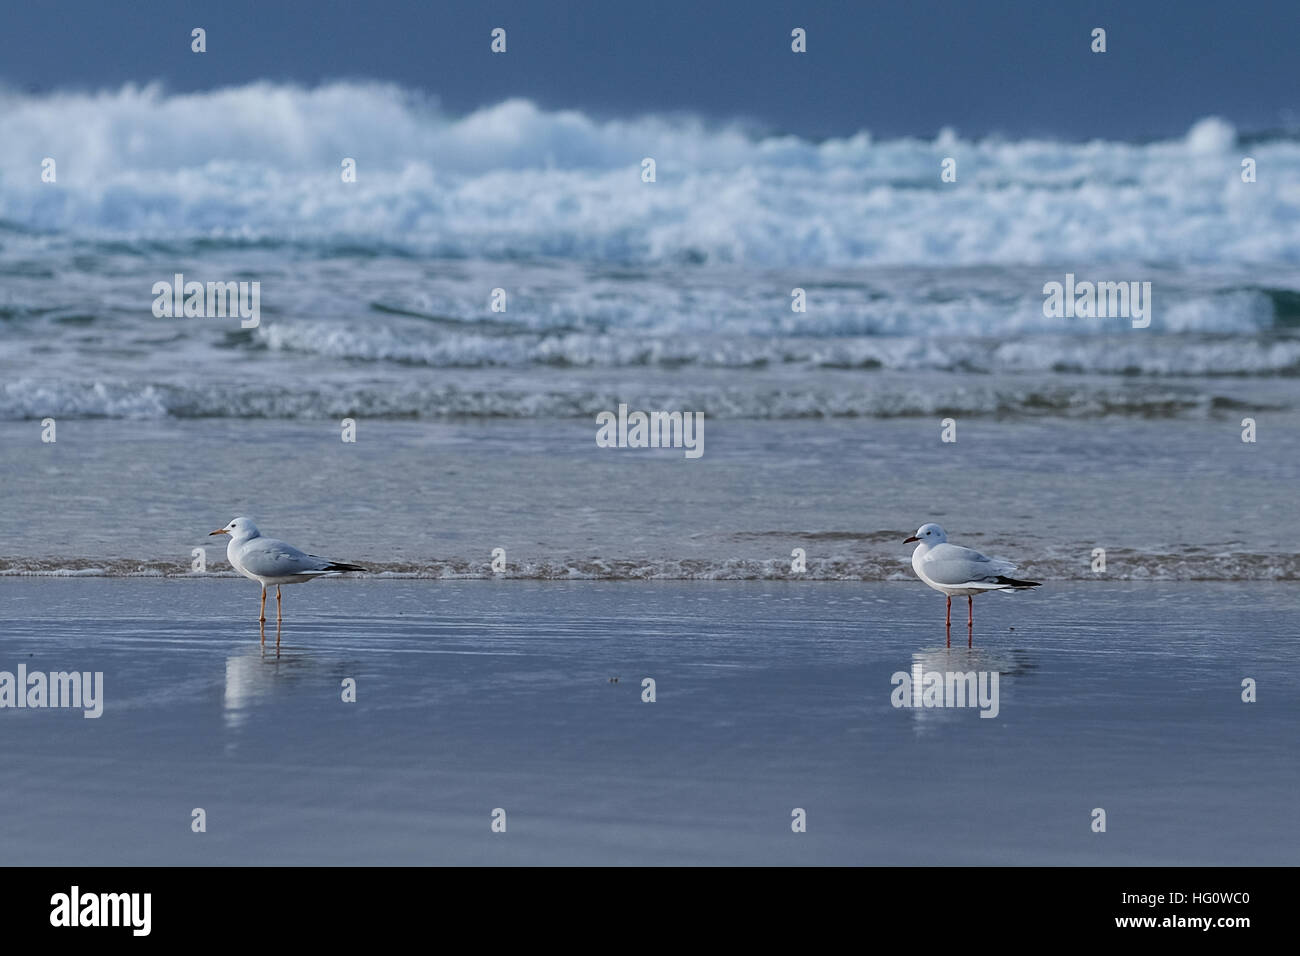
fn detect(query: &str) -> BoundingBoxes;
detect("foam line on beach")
[2,553,1297,581]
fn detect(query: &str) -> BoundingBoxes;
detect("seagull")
[209,517,367,625]
[903,523,1039,629]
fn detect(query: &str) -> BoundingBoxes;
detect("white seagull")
[209,517,367,624]
[904,523,1039,628]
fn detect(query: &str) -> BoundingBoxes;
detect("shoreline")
[1,577,1296,865]
[4,415,1296,585]
[2,565,1297,581]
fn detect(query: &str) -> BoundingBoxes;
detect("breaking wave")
[2,82,1298,267]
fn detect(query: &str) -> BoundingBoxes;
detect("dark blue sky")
[4,0,1296,139]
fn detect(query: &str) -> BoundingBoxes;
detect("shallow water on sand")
[0,578,1295,865]
[2,416,1297,580]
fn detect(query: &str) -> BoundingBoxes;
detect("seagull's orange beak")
[209,528,230,536]
[903,535,919,543]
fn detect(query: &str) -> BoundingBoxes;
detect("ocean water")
[0,83,1298,427]
[2,84,1298,581]
[1,82,1297,868]
[0,417,1297,581]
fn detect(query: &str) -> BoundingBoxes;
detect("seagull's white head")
[209,516,261,542]
[903,523,947,545]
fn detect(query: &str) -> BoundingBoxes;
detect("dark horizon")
[2,0,1297,141]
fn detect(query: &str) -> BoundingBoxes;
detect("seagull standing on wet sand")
[209,517,367,624]
[904,523,1040,633]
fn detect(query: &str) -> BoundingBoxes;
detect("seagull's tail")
[325,562,368,573]
[994,576,1040,589]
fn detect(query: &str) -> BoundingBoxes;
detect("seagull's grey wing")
[921,543,1017,585]
[237,538,333,576]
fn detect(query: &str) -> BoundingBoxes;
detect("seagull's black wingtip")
[995,576,1041,589]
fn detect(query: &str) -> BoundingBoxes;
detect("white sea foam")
[0,552,1294,582]
[2,83,1298,267]
[2,83,1296,426]
[0,370,1281,421]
